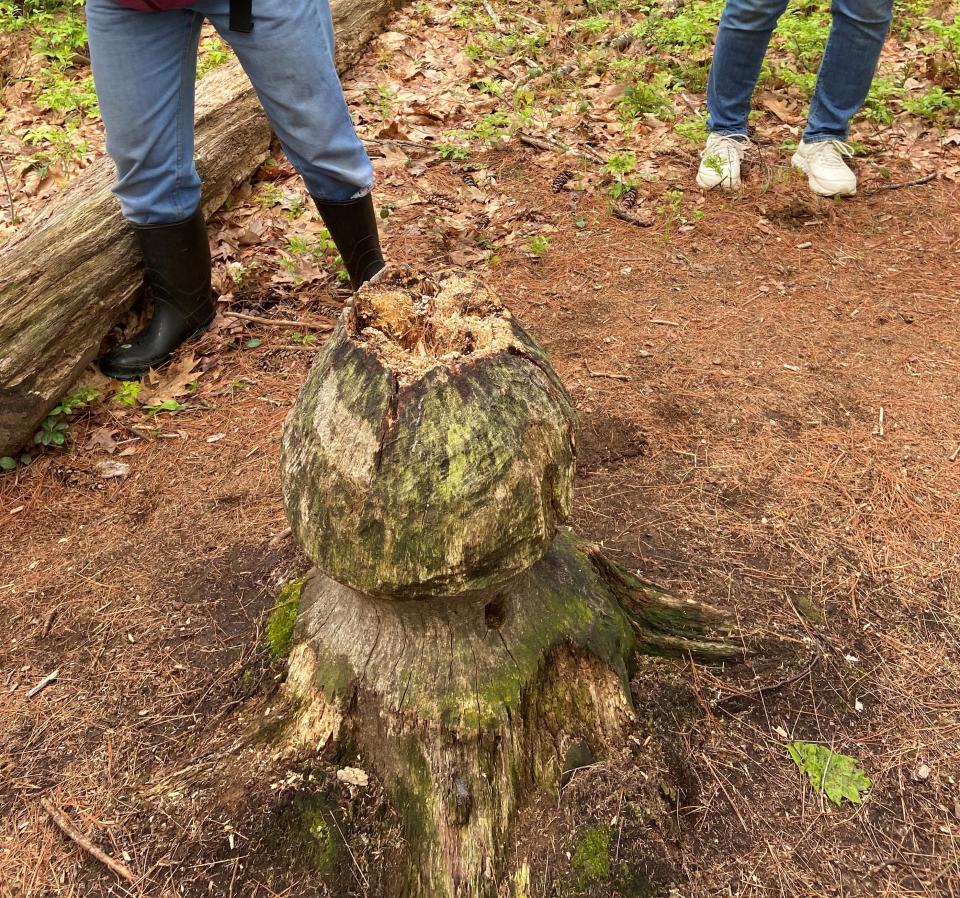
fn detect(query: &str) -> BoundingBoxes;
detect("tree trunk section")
[277,273,739,897]
[0,0,406,457]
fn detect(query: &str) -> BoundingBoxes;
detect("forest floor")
[1,0,960,896]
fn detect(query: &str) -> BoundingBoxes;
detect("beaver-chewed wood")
[283,530,738,898]
[277,271,741,898]
[281,272,577,600]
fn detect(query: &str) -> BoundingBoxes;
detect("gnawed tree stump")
[278,272,738,897]
[0,0,406,458]
[281,273,577,598]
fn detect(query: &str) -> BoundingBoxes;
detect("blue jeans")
[86,0,373,225]
[706,0,893,142]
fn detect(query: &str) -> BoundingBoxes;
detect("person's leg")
[792,0,892,196]
[86,0,213,377]
[698,0,789,191]
[200,0,383,288]
[86,0,204,225]
[803,0,894,141]
[706,0,791,136]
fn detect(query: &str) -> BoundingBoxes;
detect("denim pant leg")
[199,0,373,201]
[804,0,893,141]
[707,0,790,135]
[86,0,203,225]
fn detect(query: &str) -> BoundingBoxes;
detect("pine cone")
[551,171,573,193]
[426,193,459,212]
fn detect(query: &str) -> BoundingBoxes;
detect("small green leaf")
[787,741,871,806]
[245,338,262,349]
[0,457,17,471]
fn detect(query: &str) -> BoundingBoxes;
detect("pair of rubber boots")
[99,195,384,380]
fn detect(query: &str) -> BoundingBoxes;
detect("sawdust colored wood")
[0,0,406,457]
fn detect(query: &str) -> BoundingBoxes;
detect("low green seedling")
[788,741,871,806]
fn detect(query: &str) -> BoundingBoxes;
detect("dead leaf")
[759,92,803,125]
[85,426,119,454]
[95,460,130,479]
[144,353,200,404]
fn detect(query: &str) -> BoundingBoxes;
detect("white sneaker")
[791,140,857,197]
[696,134,748,191]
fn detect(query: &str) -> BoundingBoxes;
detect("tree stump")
[278,271,737,897]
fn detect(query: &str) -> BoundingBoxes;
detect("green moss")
[266,578,304,662]
[296,795,340,872]
[571,826,612,883]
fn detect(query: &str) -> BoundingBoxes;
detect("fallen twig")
[949,445,960,463]
[868,172,937,193]
[650,319,680,327]
[481,0,500,28]
[517,130,604,164]
[584,364,629,381]
[224,312,332,330]
[0,157,16,223]
[26,669,59,698]
[713,657,818,706]
[41,798,138,886]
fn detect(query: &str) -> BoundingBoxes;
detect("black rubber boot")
[99,209,214,380]
[313,193,385,291]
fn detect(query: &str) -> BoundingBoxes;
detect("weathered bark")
[281,273,578,599]
[282,530,737,898]
[278,274,740,897]
[0,0,406,458]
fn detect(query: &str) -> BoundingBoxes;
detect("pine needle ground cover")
[1,0,958,895]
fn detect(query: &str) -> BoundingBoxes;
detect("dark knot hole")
[484,594,509,631]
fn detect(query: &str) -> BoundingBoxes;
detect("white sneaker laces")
[702,135,750,162]
[805,140,854,167]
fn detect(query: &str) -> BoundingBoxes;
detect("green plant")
[197,36,231,79]
[526,235,551,257]
[860,76,902,125]
[113,381,142,407]
[675,114,709,145]
[602,151,637,178]
[788,741,871,806]
[437,141,470,161]
[0,453,32,472]
[23,121,90,171]
[291,331,317,346]
[574,15,612,34]
[903,85,960,123]
[143,398,184,417]
[32,386,98,447]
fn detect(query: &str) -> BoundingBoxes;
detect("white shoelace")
[804,140,854,167]
[702,135,750,163]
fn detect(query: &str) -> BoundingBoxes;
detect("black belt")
[229,0,253,33]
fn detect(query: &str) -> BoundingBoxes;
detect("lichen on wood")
[281,270,578,600]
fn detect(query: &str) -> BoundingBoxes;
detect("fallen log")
[0,0,405,458]
[277,271,741,897]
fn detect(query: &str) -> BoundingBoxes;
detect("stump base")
[281,532,737,898]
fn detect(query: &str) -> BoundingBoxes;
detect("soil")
[2,2,960,897]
